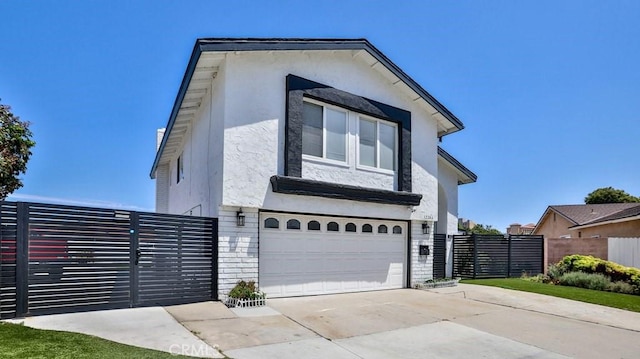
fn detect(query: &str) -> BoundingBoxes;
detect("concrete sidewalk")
[6,306,223,358]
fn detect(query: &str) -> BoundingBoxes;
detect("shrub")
[558,255,640,287]
[607,281,639,295]
[521,273,548,283]
[228,280,265,299]
[558,272,611,291]
[546,263,566,283]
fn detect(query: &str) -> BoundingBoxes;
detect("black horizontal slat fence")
[0,201,217,318]
[452,234,543,279]
[433,234,447,279]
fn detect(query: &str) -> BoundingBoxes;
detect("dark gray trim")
[437,147,477,185]
[286,74,413,192]
[270,175,422,206]
[151,38,464,178]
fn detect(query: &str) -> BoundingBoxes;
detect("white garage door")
[259,212,407,298]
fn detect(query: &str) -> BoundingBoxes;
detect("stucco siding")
[437,160,460,235]
[220,50,439,221]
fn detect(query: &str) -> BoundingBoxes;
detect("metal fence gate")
[452,234,543,279]
[433,234,447,279]
[0,201,217,318]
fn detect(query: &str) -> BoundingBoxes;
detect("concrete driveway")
[166,284,640,358]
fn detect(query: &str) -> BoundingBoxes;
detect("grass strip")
[461,278,640,313]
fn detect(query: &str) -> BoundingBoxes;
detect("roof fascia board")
[570,214,640,230]
[197,39,464,133]
[437,147,477,185]
[150,42,204,178]
[151,38,466,178]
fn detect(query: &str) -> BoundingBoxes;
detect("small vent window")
[308,220,321,231]
[287,219,301,230]
[362,224,373,233]
[264,218,279,229]
[378,225,388,234]
[327,222,339,232]
[392,225,402,234]
[345,223,357,232]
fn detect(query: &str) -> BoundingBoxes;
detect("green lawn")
[0,322,198,359]
[461,278,640,313]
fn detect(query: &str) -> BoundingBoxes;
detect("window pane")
[392,225,402,234]
[302,102,323,157]
[379,123,396,170]
[308,220,321,231]
[378,225,388,234]
[345,223,357,232]
[327,222,339,231]
[325,108,346,161]
[287,219,301,230]
[362,224,373,233]
[359,119,376,167]
[264,218,280,229]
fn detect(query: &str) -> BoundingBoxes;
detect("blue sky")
[1,1,638,232]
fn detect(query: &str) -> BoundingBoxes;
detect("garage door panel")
[259,213,406,298]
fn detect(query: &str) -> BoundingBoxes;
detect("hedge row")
[558,255,640,288]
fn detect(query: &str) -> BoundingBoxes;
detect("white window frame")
[356,115,398,174]
[301,98,349,166]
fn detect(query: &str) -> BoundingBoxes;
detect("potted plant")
[225,280,267,308]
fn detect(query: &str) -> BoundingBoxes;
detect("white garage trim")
[259,211,407,298]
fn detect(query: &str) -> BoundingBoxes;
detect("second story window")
[302,101,347,162]
[358,118,396,171]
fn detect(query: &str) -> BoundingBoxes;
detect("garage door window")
[362,224,373,233]
[287,219,301,230]
[345,223,357,232]
[308,220,321,231]
[393,225,402,234]
[264,218,279,229]
[327,222,339,232]
[378,225,388,234]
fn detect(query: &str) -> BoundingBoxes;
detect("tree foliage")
[584,187,639,204]
[463,223,503,235]
[0,103,35,200]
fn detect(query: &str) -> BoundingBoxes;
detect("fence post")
[211,219,218,301]
[507,235,512,278]
[541,235,545,274]
[15,202,29,317]
[472,234,478,279]
[129,211,139,307]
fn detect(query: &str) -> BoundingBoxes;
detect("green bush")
[228,280,265,299]
[546,263,566,283]
[558,272,611,291]
[559,255,640,287]
[607,281,639,295]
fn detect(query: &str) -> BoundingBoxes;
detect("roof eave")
[437,147,477,185]
[150,41,204,179]
[569,214,640,230]
[150,38,466,178]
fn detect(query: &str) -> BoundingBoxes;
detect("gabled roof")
[534,203,640,232]
[151,38,466,178]
[437,147,477,185]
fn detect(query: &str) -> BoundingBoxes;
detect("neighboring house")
[458,218,476,232]
[533,203,640,238]
[507,223,536,235]
[150,38,476,299]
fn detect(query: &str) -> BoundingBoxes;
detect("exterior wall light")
[422,222,430,234]
[236,209,245,227]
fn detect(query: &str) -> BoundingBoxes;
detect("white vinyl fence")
[608,237,640,269]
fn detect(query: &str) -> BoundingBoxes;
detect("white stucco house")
[150,38,476,299]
